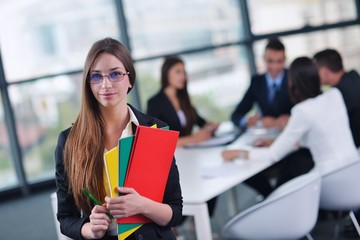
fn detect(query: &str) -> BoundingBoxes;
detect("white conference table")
[175,129,274,240]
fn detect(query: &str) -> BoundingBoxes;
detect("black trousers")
[244,147,315,198]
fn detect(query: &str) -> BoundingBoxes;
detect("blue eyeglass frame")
[87,71,130,84]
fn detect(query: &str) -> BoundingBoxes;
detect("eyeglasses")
[87,71,130,84]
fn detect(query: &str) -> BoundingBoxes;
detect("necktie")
[269,83,278,103]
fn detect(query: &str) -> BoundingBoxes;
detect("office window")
[123,0,243,59]
[137,45,250,122]
[8,74,82,182]
[0,0,120,82]
[254,26,360,73]
[248,0,357,34]
[0,95,18,189]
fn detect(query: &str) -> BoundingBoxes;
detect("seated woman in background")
[146,55,219,230]
[222,57,359,178]
[147,55,219,147]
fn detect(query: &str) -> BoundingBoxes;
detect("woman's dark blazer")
[55,104,183,240]
[146,90,206,137]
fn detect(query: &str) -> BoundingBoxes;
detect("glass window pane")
[0,0,120,82]
[8,74,82,182]
[124,0,244,59]
[0,94,18,189]
[137,46,250,122]
[248,0,357,35]
[254,26,360,73]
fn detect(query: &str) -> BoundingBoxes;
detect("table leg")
[226,187,239,217]
[183,203,212,240]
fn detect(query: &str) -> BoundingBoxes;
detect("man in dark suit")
[314,49,360,237]
[231,39,314,198]
[231,38,293,130]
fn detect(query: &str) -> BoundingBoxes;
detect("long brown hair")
[161,56,197,135]
[288,57,322,104]
[64,38,136,214]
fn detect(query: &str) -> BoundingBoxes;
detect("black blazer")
[55,105,182,240]
[146,90,206,136]
[336,70,360,147]
[231,71,294,127]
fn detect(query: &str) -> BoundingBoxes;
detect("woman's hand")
[275,114,289,130]
[105,187,146,219]
[81,205,111,239]
[106,187,173,226]
[253,138,274,147]
[192,128,213,143]
[222,149,239,161]
[222,149,249,161]
[204,122,220,134]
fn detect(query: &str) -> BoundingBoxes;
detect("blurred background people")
[230,39,313,198]
[223,57,358,180]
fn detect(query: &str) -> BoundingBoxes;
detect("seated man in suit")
[231,38,293,130]
[231,38,314,198]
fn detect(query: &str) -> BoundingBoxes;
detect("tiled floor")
[0,185,359,240]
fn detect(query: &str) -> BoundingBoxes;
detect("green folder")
[118,135,142,236]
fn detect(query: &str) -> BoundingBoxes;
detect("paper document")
[185,132,241,148]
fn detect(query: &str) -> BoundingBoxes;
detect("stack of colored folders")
[104,125,179,240]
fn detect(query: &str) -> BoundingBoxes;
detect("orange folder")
[117,125,179,224]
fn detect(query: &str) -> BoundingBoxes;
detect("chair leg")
[349,211,360,236]
[305,233,314,240]
[333,210,343,239]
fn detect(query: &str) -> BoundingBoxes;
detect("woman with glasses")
[55,38,182,240]
[222,57,358,178]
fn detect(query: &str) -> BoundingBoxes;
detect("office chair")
[222,171,321,240]
[50,192,73,240]
[319,159,360,238]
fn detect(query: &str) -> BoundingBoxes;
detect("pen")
[82,188,114,220]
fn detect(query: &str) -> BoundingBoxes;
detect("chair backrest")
[222,171,321,240]
[50,192,73,240]
[320,159,360,210]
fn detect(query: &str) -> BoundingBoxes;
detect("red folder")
[117,125,179,224]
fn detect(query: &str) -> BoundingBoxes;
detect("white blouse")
[177,110,187,127]
[250,88,359,175]
[104,106,140,236]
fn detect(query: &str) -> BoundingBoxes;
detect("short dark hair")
[288,57,322,104]
[265,38,285,51]
[313,49,343,72]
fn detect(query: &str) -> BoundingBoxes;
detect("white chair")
[50,192,73,240]
[319,159,360,238]
[222,171,321,240]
